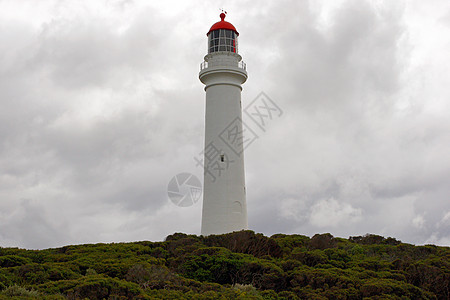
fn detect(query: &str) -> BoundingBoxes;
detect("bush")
[309,233,337,250]
[232,283,258,295]
[85,268,97,276]
[291,248,328,267]
[349,234,401,246]
[0,232,448,299]
[0,255,31,267]
[202,231,283,258]
[38,276,143,299]
[1,284,40,297]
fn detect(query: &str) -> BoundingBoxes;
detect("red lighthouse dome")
[206,13,239,53]
[207,13,239,36]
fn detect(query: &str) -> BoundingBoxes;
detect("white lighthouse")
[199,13,248,235]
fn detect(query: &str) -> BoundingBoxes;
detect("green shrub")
[1,284,40,297]
[0,232,448,299]
[202,231,283,258]
[232,283,258,296]
[85,268,97,276]
[309,233,337,250]
[291,248,329,267]
[0,255,31,267]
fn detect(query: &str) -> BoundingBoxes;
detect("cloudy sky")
[0,0,449,249]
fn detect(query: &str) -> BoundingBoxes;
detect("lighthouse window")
[208,29,238,53]
[218,30,226,51]
[220,154,225,162]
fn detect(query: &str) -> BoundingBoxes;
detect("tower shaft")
[200,51,248,235]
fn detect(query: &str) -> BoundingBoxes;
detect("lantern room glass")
[208,29,238,53]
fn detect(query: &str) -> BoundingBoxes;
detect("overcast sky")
[0,0,449,249]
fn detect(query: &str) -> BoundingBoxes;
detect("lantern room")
[207,13,239,53]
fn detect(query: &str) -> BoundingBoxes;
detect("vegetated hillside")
[0,231,448,299]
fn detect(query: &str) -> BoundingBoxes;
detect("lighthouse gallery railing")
[200,60,246,72]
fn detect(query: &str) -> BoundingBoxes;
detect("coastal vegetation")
[0,231,448,299]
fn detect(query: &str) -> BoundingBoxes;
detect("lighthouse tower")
[199,13,248,235]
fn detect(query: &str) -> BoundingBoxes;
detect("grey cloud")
[0,199,69,249]
[0,0,449,248]
[30,12,167,89]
